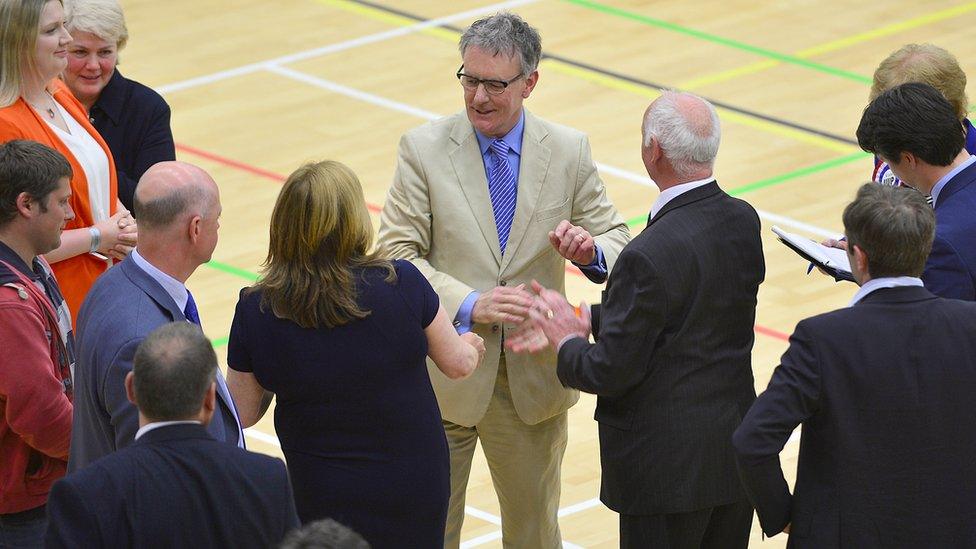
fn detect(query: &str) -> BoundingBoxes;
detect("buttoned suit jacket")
[924,160,976,300]
[558,182,765,514]
[378,110,629,426]
[733,286,976,547]
[68,256,240,472]
[47,423,299,549]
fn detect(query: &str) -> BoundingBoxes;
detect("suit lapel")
[121,257,184,321]
[500,111,550,274]
[449,116,502,267]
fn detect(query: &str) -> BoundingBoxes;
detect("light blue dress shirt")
[454,111,606,333]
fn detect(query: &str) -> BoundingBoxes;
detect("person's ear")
[522,70,539,98]
[125,371,137,405]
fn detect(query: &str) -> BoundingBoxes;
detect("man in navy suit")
[856,82,976,300]
[733,183,976,547]
[69,161,243,472]
[46,322,299,548]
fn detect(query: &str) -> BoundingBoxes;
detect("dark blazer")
[924,160,976,300]
[69,256,240,472]
[558,181,765,514]
[46,423,299,548]
[89,69,176,211]
[733,286,976,548]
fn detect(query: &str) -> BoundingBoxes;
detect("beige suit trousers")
[443,354,568,549]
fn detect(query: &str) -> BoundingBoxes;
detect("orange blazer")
[0,80,119,327]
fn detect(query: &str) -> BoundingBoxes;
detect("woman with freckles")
[0,0,136,326]
[63,0,175,211]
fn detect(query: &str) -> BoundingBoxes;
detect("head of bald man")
[133,161,221,265]
[641,90,721,184]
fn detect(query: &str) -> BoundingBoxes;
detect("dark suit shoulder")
[121,76,170,115]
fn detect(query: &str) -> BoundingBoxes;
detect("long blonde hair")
[0,0,59,107]
[253,160,395,329]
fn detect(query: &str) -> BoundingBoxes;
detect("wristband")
[88,227,101,253]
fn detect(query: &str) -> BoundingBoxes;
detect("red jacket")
[0,255,73,514]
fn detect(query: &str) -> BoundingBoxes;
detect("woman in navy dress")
[226,160,485,548]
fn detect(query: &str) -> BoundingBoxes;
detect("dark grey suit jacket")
[68,256,240,472]
[733,286,976,547]
[48,423,299,548]
[558,181,765,514]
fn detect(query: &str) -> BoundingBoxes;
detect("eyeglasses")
[456,65,523,95]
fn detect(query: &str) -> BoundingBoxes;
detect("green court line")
[623,151,870,227]
[561,0,873,85]
[206,259,260,281]
[212,335,229,348]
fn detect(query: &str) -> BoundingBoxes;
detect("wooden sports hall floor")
[115,0,976,546]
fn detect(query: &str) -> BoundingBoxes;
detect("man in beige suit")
[378,12,629,548]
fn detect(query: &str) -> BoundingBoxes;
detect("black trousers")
[620,500,753,549]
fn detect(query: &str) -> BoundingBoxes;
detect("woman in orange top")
[0,0,137,325]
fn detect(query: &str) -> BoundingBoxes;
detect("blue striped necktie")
[487,139,518,254]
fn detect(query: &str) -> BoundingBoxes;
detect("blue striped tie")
[487,139,517,254]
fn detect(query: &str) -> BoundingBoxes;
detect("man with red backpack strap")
[0,140,76,547]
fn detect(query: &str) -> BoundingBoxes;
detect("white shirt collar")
[131,248,188,313]
[848,276,924,307]
[649,177,714,220]
[134,420,202,440]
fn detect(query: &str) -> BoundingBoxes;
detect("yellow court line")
[312,0,856,153]
[679,1,976,90]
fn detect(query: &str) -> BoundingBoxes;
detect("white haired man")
[513,91,765,548]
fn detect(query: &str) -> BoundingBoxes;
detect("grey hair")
[63,0,129,50]
[459,12,542,77]
[133,322,217,422]
[642,90,721,179]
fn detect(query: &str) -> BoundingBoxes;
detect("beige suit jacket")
[378,110,629,426]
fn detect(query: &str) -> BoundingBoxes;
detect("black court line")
[345,0,860,147]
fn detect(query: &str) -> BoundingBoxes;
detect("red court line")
[175,142,790,343]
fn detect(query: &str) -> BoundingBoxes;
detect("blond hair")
[871,43,968,120]
[253,160,395,329]
[63,0,128,50]
[0,0,60,107]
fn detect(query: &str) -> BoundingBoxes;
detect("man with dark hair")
[856,81,976,299]
[734,183,976,547]
[69,161,243,472]
[46,322,300,548]
[0,140,76,545]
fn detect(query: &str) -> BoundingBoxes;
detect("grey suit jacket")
[68,256,240,472]
[378,109,629,426]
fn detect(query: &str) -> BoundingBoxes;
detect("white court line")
[464,505,502,526]
[558,497,602,518]
[460,530,502,548]
[264,65,838,238]
[156,0,539,95]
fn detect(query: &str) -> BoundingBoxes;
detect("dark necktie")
[183,290,201,325]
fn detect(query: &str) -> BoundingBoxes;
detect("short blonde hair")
[870,44,968,120]
[254,160,395,329]
[63,0,127,50]
[0,0,58,107]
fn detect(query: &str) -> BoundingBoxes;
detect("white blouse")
[46,102,111,223]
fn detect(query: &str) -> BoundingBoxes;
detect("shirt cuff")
[454,291,479,334]
[574,244,608,283]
